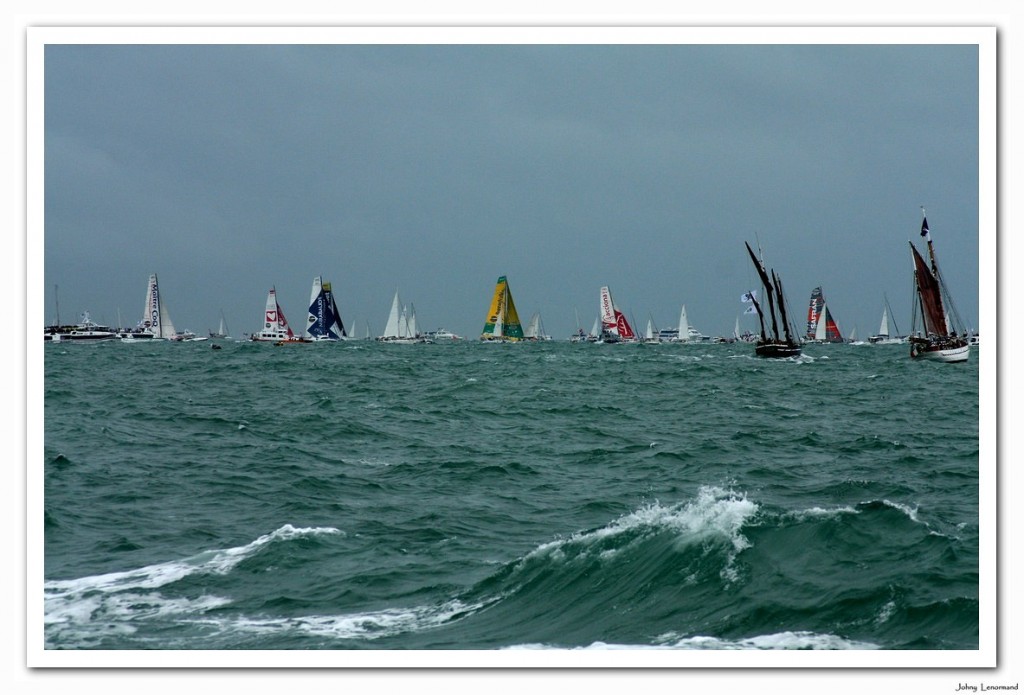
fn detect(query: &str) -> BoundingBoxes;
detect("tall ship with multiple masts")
[480,276,524,342]
[908,210,969,363]
[744,241,801,358]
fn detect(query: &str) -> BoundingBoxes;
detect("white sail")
[382,291,403,338]
[407,303,418,338]
[734,316,741,340]
[677,305,690,342]
[590,316,600,338]
[814,303,829,341]
[645,318,655,341]
[599,286,618,337]
[143,273,176,338]
[525,312,541,339]
[878,306,890,338]
[251,287,295,341]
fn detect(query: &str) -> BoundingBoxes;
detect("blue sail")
[306,276,345,340]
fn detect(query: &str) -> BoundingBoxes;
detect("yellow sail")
[481,276,524,341]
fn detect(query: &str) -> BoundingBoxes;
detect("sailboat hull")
[909,337,969,362]
[755,341,802,359]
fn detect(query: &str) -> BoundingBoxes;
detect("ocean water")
[40,339,980,654]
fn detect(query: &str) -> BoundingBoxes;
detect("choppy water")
[41,339,980,652]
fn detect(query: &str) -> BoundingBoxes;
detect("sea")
[38,338,982,661]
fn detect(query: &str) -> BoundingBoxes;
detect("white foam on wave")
[198,597,493,642]
[44,525,342,647]
[507,630,880,650]
[526,486,758,581]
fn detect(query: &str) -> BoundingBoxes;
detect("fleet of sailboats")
[44,210,978,355]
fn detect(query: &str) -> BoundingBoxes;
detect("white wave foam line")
[785,505,860,522]
[507,631,880,650]
[528,486,759,565]
[195,597,494,642]
[44,525,342,642]
[880,499,921,523]
[45,525,342,599]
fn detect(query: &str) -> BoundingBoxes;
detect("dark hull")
[755,341,802,359]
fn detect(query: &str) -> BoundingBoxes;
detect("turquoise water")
[42,339,980,651]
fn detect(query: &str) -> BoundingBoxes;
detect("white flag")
[741,291,757,303]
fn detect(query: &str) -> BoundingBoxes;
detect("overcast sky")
[40,31,984,340]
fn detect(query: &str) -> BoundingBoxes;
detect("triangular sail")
[814,303,829,341]
[382,291,403,338]
[599,286,619,337]
[481,276,523,340]
[910,242,948,336]
[678,305,690,342]
[306,276,345,340]
[806,286,825,340]
[525,312,541,339]
[143,273,176,338]
[878,306,890,338]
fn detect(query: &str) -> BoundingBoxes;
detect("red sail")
[615,310,636,339]
[910,242,948,336]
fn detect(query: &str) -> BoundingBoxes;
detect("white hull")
[911,342,969,363]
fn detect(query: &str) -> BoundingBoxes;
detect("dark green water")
[42,339,979,650]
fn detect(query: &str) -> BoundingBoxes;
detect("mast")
[772,270,795,343]
[745,242,780,340]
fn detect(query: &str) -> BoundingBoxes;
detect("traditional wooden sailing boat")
[908,210,969,363]
[744,241,801,358]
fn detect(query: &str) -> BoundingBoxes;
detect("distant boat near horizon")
[306,276,347,341]
[480,276,524,343]
[597,286,637,344]
[805,286,844,344]
[378,289,425,343]
[744,241,801,359]
[251,287,308,344]
[868,295,906,345]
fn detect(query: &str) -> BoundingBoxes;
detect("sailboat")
[643,315,660,343]
[868,295,905,344]
[597,286,637,343]
[480,276,525,342]
[908,210,969,362]
[305,276,347,341]
[209,310,230,340]
[744,241,801,358]
[251,287,306,343]
[378,290,422,343]
[123,273,177,340]
[805,287,844,343]
[524,312,552,341]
